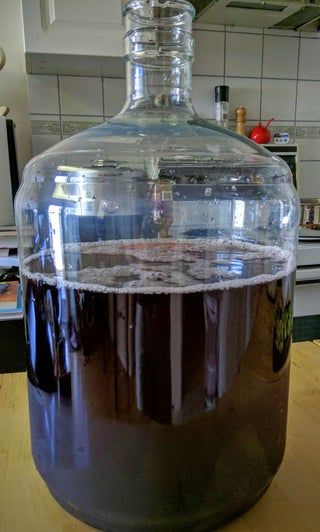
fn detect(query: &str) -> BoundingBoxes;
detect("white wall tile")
[297,138,320,161]
[103,78,126,117]
[261,79,296,121]
[225,77,261,121]
[225,33,262,77]
[192,76,223,119]
[193,31,225,76]
[299,38,320,80]
[59,76,103,116]
[299,161,320,197]
[27,75,59,114]
[30,114,61,156]
[32,135,61,156]
[300,31,320,39]
[296,81,320,121]
[263,36,299,79]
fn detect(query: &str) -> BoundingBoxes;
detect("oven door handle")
[296,280,320,286]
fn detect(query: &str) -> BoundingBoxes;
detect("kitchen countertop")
[1,341,320,532]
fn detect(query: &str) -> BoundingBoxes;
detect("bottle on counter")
[214,85,229,128]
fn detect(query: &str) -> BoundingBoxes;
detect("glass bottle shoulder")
[22,110,292,187]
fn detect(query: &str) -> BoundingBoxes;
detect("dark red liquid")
[22,243,295,531]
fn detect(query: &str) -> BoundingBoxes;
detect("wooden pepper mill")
[235,105,247,136]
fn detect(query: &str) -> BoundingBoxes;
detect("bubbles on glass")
[100,200,120,214]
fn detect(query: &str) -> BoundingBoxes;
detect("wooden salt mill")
[235,105,247,136]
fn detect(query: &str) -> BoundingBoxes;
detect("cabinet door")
[23,0,124,57]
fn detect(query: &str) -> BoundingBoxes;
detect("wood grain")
[0,342,320,532]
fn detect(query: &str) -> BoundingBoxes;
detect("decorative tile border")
[227,123,320,141]
[31,119,102,137]
[62,120,101,136]
[296,126,320,139]
[30,119,320,142]
[31,120,61,135]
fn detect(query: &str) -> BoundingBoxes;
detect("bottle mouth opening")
[123,0,196,21]
[123,1,195,67]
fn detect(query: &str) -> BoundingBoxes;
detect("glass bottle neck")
[121,1,196,115]
[124,58,194,112]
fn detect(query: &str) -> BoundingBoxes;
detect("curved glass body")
[15,1,299,530]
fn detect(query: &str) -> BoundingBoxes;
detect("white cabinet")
[22,0,124,57]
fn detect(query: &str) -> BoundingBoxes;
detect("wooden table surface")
[1,341,320,532]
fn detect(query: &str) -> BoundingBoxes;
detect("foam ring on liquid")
[21,238,296,295]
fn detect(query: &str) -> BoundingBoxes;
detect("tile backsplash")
[27,25,320,197]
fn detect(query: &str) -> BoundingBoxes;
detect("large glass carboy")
[15,1,299,530]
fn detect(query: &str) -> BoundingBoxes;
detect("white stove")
[263,144,320,318]
[295,241,320,317]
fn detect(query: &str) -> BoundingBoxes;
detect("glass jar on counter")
[15,1,299,530]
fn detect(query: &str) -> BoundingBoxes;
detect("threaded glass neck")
[122,0,195,113]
